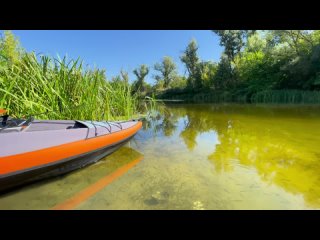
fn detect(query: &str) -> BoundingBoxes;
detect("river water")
[1,104,320,209]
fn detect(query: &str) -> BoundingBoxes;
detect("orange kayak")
[0,116,142,192]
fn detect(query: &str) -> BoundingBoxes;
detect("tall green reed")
[251,90,320,104]
[0,53,138,121]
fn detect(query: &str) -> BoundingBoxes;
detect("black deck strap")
[104,121,112,133]
[74,120,98,139]
[92,122,111,134]
[91,121,98,136]
[85,127,90,140]
[109,122,122,130]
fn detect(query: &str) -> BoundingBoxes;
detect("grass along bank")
[0,53,143,121]
[156,88,320,104]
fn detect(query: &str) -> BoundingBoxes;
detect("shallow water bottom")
[1,104,320,209]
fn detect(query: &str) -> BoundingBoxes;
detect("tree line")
[2,30,320,103]
[130,30,320,102]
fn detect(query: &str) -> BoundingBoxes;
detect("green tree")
[133,64,149,93]
[271,30,314,55]
[212,30,255,90]
[180,39,201,88]
[213,30,254,62]
[154,56,177,88]
[233,32,279,94]
[246,32,267,53]
[234,50,278,94]
[169,76,187,89]
[0,30,22,65]
[312,30,320,44]
[153,79,165,91]
[264,30,320,90]
[199,61,218,89]
[213,54,234,90]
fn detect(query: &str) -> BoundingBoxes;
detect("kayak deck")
[1,120,140,157]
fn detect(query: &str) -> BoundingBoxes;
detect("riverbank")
[156,89,320,104]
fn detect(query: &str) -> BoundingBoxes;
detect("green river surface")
[1,104,320,209]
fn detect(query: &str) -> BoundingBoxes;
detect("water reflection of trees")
[163,104,320,208]
[143,107,185,137]
[179,105,226,150]
[210,121,320,208]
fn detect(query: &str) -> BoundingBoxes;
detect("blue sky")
[5,30,223,84]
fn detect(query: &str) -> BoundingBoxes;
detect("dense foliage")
[156,30,320,103]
